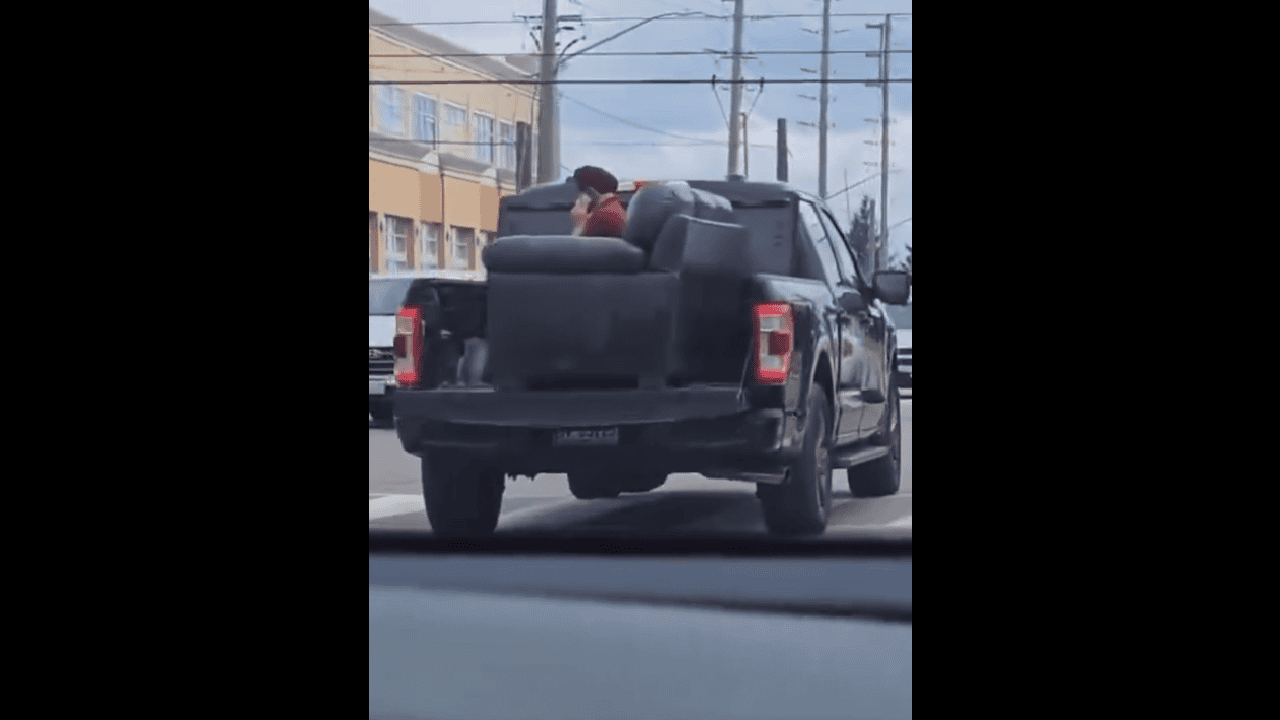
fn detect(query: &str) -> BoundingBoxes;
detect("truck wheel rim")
[888,390,900,472]
[815,417,830,512]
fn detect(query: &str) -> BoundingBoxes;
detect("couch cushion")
[483,235,646,274]
[646,214,692,273]
[666,219,754,383]
[623,182,697,254]
[689,188,735,224]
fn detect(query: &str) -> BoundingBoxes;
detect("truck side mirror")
[873,270,910,305]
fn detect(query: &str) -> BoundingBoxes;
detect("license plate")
[553,427,619,446]
[370,379,386,395]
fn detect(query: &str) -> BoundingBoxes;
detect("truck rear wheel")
[759,384,832,536]
[567,471,622,499]
[421,452,506,536]
[370,399,394,423]
[619,471,667,494]
[847,376,901,497]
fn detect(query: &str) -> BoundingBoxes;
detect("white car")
[370,276,417,423]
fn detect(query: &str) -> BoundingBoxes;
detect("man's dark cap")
[573,166,618,194]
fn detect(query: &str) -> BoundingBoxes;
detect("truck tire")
[421,452,506,536]
[567,471,622,499]
[847,375,901,497]
[758,384,833,536]
[619,471,667,494]
[370,399,394,423]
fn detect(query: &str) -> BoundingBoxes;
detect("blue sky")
[369,0,912,264]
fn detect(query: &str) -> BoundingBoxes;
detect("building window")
[413,94,437,144]
[450,226,475,270]
[474,114,495,164]
[445,104,467,126]
[386,215,411,273]
[378,85,405,136]
[499,122,516,170]
[419,222,441,270]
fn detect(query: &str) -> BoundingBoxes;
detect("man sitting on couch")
[569,165,628,238]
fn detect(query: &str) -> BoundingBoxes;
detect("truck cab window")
[817,207,863,288]
[799,201,843,289]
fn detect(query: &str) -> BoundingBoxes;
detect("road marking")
[370,494,425,520]
[371,493,912,528]
[497,496,650,530]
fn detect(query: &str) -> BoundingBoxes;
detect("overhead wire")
[370,13,909,27]
[369,49,910,58]
[560,93,723,146]
[369,78,911,85]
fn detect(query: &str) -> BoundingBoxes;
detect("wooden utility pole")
[777,118,788,181]
[818,0,831,198]
[536,0,559,183]
[727,0,745,178]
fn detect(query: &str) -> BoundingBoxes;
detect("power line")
[826,169,904,200]
[370,13,909,27]
[370,49,910,58]
[576,141,776,148]
[372,17,720,26]
[370,139,516,145]
[370,78,912,85]
[370,138,778,149]
[559,93,722,145]
[889,217,912,231]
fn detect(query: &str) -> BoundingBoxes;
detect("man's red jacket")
[580,194,627,238]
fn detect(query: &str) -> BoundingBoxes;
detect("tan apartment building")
[369,8,540,278]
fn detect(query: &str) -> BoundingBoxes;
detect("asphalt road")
[370,399,911,537]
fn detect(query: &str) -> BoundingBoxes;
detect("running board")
[831,446,890,469]
[703,469,788,485]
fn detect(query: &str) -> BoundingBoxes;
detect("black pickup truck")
[392,178,910,537]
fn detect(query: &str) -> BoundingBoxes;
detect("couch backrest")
[482,235,646,275]
[623,182,735,255]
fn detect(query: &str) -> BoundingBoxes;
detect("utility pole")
[536,0,559,184]
[878,14,890,271]
[777,118,788,181]
[727,0,745,178]
[865,15,890,270]
[818,0,831,198]
[742,112,749,178]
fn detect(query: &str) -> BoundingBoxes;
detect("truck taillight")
[753,303,794,385]
[394,305,424,388]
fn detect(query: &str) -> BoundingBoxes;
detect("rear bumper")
[394,385,750,427]
[393,385,801,473]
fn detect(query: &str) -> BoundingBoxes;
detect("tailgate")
[394,385,748,428]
